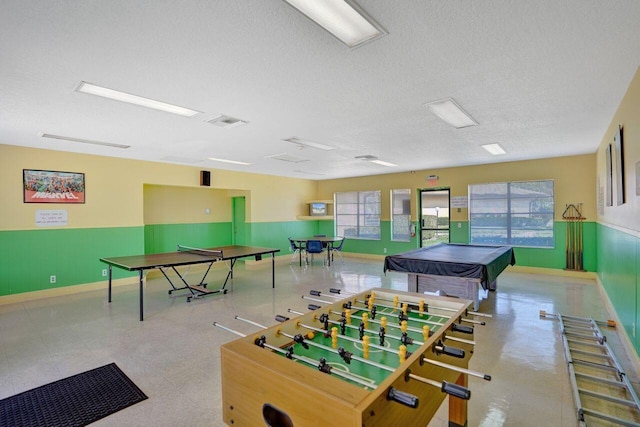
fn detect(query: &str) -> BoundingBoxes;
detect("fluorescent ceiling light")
[425,98,478,128]
[208,157,252,165]
[283,0,386,48]
[481,143,507,155]
[40,132,130,149]
[284,137,335,151]
[370,159,397,167]
[76,81,201,117]
[294,169,327,176]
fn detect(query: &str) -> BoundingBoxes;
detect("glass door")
[419,189,450,247]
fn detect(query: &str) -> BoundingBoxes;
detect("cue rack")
[562,203,585,271]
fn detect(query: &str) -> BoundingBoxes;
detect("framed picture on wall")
[636,160,640,196]
[23,169,85,203]
[605,144,613,207]
[614,125,625,205]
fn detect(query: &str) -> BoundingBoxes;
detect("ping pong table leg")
[108,265,113,303]
[271,252,275,288]
[139,270,144,321]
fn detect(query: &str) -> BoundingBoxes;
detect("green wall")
[0,218,599,298]
[0,226,143,295]
[597,223,639,353]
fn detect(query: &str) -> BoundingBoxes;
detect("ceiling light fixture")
[40,132,130,149]
[370,159,397,167]
[481,143,507,155]
[282,0,386,48]
[284,137,335,151]
[75,81,201,117]
[207,157,252,165]
[425,98,478,129]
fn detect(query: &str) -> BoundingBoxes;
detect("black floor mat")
[0,363,148,427]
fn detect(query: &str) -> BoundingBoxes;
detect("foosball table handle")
[441,381,471,400]
[386,387,419,408]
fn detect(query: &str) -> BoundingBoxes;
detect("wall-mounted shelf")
[298,199,334,221]
[296,215,334,221]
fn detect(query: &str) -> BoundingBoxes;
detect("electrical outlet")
[102,269,108,277]
[383,248,387,253]
[50,275,56,283]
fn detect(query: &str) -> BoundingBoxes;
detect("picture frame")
[614,125,625,205]
[23,169,85,204]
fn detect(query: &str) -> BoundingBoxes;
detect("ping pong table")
[101,245,280,321]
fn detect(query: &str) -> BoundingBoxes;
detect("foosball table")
[215,287,490,427]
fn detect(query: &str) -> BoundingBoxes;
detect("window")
[335,191,381,240]
[469,180,554,248]
[391,189,411,241]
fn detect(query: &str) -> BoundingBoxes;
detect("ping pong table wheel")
[168,290,173,295]
[187,297,192,302]
[223,290,228,294]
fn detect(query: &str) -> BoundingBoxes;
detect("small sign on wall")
[451,196,468,208]
[36,210,68,227]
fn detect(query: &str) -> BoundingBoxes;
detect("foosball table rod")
[302,295,447,328]
[422,357,491,381]
[290,307,475,350]
[303,301,476,346]
[360,291,492,319]
[232,316,397,372]
[212,322,378,388]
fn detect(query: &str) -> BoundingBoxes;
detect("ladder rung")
[579,387,638,408]
[575,371,626,387]
[581,407,640,427]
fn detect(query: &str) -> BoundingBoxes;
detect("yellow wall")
[596,66,640,232]
[143,185,232,224]
[318,154,596,222]
[0,145,319,230]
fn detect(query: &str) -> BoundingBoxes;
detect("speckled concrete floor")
[1,257,637,426]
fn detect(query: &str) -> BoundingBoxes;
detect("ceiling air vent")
[205,115,248,128]
[266,153,309,163]
[354,155,378,161]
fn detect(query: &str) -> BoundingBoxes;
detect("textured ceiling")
[1,1,639,180]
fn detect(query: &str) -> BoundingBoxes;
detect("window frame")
[335,190,381,240]
[468,179,555,248]
[391,188,411,242]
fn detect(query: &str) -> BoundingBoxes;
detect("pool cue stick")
[232,316,396,372]
[422,357,491,381]
[291,308,475,347]
[213,322,377,388]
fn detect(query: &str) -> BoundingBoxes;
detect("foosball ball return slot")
[215,288,491,427]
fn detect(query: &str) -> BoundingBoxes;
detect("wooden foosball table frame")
[220,288,481,427]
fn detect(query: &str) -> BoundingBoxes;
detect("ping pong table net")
[177,245,223,259]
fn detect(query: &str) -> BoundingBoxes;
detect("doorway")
[419,189,450,247]
[232,196,246,245]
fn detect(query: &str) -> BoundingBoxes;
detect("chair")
[305,240,325,265]
[330,237,345,264]
[288,238,305,264]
